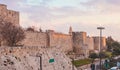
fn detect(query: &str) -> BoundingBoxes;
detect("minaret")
[39,27,42,32]
[69,26,72,36]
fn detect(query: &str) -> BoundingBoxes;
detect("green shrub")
[72,59,92,67]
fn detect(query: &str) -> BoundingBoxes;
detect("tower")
[0,4,19,26]
[69,26,72,36]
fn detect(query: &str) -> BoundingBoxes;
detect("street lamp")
[97,26,105,70]
[70,53,75,70]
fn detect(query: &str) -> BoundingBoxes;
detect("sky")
[1,0,120,41]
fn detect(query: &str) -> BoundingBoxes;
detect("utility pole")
[72,58,74,70]
[97,27,105,70]
[70,53,75,70]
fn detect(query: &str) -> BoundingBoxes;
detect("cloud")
[106,0,120,5]
[1,0,24,10]
[80,0,120,14]
[1,0,120,41]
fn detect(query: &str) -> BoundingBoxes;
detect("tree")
[0,22,25,46]
[89,52,109,59]
[89,53,98,60]
[99,52,109,58]
[110,41,120,56]
[106,36,114,51]
[26,27,35,32]
[106,36,120,56]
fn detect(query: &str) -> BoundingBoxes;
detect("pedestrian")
[90,62,95,70]
[104,59,110,69]
[117,61,120,69]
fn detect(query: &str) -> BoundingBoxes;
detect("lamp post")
[97,27,105,70]
[70,53,75,70]
[72,58,74,70]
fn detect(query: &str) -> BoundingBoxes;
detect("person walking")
[90,62,95,70]
[117,61,120,69]
[104,59,110,69]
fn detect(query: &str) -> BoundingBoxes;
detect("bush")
[89,53,98,60]
[72,59,92,67]
[0,22,25,46]
[99,52,109,58]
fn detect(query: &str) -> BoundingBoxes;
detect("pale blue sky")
[1,0,120,41]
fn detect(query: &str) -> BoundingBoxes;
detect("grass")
[105,51,112,58]
[72,58,92,67]
[72,52,112,68]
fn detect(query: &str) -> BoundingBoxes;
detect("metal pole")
[97,27,105,70]
[72,58,74,70]
[100,29,102,70]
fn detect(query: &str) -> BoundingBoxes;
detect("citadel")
[0,4,106,57]
[0,4,108,70]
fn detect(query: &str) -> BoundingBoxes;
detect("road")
[77,59,105,70]
[77,56,120,70]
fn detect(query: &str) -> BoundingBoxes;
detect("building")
[0,4,107,58]
[72,32,87,54]
[93,37,107,52]
[22,30,73,53]
[86,36,94,51]
[0,4,19,26]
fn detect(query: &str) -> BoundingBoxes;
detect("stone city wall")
[86,36,94,50]
[0,4,19,26]
[22,31,48,47]
[0,4,108,60]
[22,31,73,53]
[72,32,87,54]
[49,32,73,53]
[93,37,107,51]
[102,37,107,49]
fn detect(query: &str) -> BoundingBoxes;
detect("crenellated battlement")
[0,4,7,8]
[0,4,107,58]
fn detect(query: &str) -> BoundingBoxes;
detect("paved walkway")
[77,56,120,70]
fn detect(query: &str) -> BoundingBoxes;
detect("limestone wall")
[0,46,77,70]
[22,31,48,47]
[86,36,94,50]
[72,32,87,54]
[101,37,106,49]
[22,31,73,53]
[93,37,107,51]
[0,4,19,26]
[49,32,73,53]
[7,10,19,26]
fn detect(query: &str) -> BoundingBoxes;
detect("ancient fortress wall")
[22,31,48,47]
[22,31,73,53]
[0,4,107,55]
[86,36,94,50]
[72,32,87,54]
[93,37,100,51]
[0,4,19,26]
[93,37,107,51]
[101,37,106,49]
[49,32,73,53]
